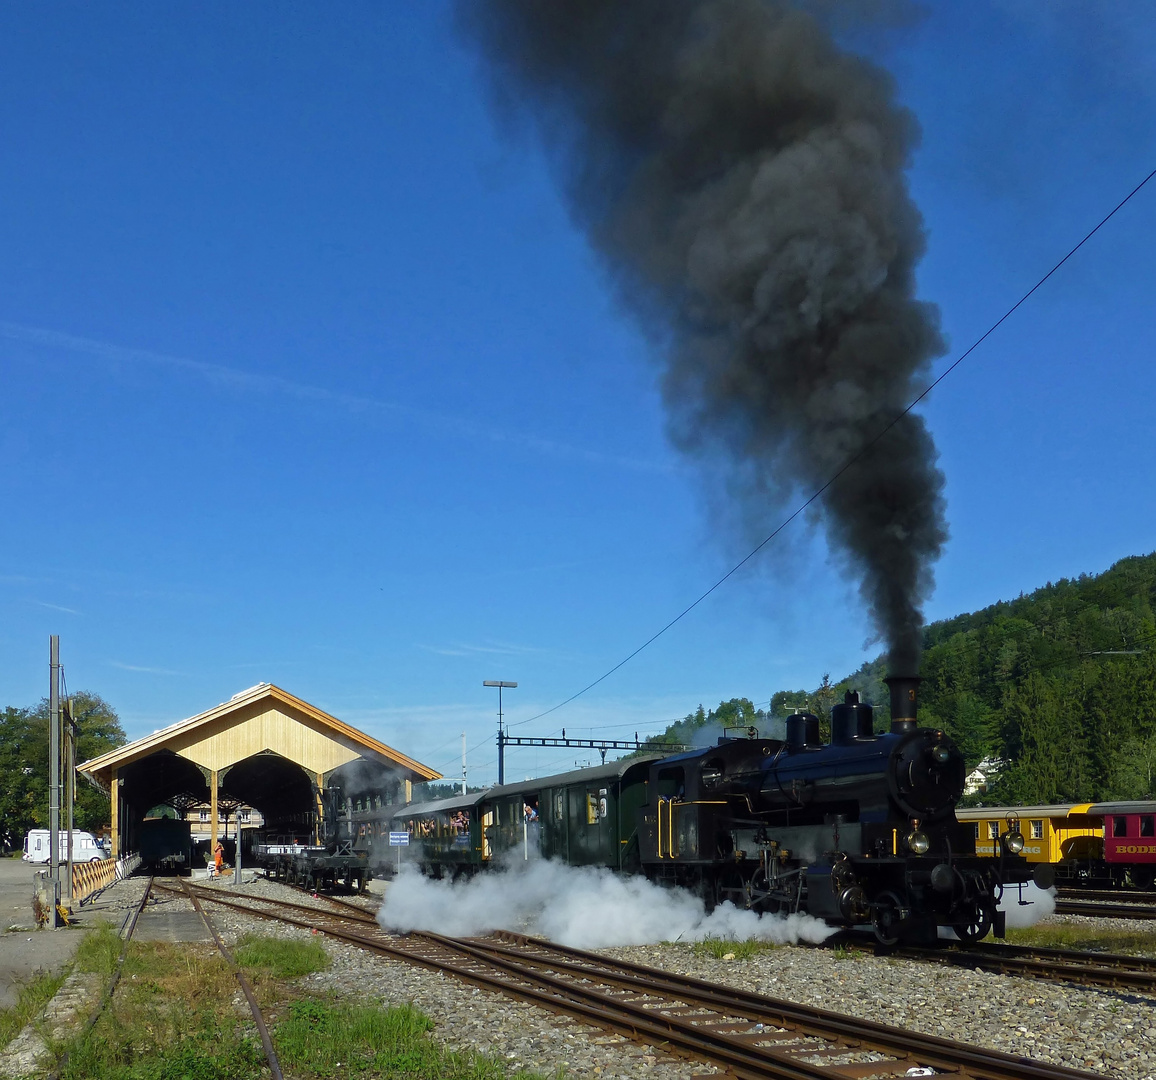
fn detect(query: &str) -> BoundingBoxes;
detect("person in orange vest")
[213,840,224,877]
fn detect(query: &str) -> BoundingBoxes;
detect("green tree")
[0,707,46,850]
[940,692,996,770]
[989,673,1092,804]
[712,697,759,730]
[1117,726,1156,799]
[0,692,126,850]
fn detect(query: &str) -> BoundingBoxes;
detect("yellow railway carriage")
[955,804,1103,876]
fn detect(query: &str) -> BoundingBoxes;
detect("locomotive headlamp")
[905,830,930,855]
[1003,830,1025,855]
[929,743,951,765]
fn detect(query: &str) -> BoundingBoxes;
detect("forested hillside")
[656,553,1156,806]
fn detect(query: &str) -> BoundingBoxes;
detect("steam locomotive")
[394,677,1045,944]
[249,782,371,892]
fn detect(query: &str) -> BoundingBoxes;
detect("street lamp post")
[483,680,517,784]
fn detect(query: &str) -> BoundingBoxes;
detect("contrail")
[0,320,669,476]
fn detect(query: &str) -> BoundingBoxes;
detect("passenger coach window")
[1030,820,1043,839]
[1142,816,1155,837]
[987,822,999,840]
[1113,817,1128,837]
[973,823,980,839]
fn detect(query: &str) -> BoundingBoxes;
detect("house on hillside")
[964,756,1007,797]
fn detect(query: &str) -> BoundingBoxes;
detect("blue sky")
[2,2,1154,786]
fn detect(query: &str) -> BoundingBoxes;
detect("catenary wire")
[437,696,774,776]
[512,165,1156,729]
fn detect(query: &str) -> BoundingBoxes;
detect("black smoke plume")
[458,0,947,674]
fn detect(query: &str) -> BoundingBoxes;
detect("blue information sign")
[388,832,410,847]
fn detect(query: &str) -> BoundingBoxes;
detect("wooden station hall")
[77,683,440,859]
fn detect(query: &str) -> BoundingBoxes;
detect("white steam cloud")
[942,882,1058,940]
[999,882,1057,929]
[379,860,835,949]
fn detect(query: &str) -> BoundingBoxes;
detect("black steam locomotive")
[249,782,371,892]
[394,677,1044,944]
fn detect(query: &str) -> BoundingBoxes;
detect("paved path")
[0,858,147,1011]
[0,858,81,1011]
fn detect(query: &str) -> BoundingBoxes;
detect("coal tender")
[639,677,1041,944]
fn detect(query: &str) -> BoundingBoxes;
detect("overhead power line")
[516,166,1156,728]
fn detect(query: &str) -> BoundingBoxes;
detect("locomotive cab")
[637,734,781,903]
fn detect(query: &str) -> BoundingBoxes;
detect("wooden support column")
[210,770,219,853]
[110,769,119,859]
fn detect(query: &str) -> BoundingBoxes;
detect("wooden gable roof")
[78,682,441,790]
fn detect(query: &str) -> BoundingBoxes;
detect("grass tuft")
[693,937,779,961]
[74,920,123,978]
[234,933,330,978]
[61,1004,264,1080]
[276,998,549,1079]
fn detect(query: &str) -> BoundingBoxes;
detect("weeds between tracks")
[39,923,554,1080]
[1004,924,1156,955]
[692,936,781,961]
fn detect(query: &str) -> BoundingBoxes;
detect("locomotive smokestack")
[884,675,920,734]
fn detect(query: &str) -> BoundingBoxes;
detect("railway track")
[1054,898,1156,920]
[287,883,380,919]
[203,879,1156,991]
[837,936,1156,993]
[1057,889,1156,904]
[177,882,1105,1080]
[45,876,155,1080]
[142,880,284,1077]
[178,880,284,1079]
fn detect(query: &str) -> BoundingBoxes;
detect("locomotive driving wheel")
[871,891,906,946]
[952,902,993,945]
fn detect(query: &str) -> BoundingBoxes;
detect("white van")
[22,830,106,864]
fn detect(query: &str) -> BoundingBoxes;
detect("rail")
[833,934,1156,992]
[1057,888,1156,904]
[178,880,284,1080]
[1054,897,1156,920]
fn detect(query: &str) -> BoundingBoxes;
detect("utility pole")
[483,681,517,785]
[460,732,467,796]
[63,697,75,909]
[235,806,243,889]
[48,636,61,929]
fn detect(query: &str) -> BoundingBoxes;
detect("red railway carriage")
[1088,801,1156,889]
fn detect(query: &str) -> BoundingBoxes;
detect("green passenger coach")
[393,790,489,875]
[392,756,661,876]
